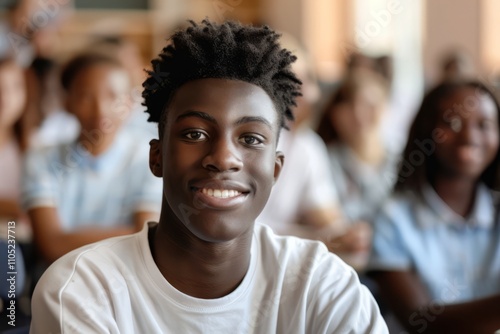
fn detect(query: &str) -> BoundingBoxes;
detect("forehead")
[70,65,129,93]
[166,78,279,126]
[439,87,498,119]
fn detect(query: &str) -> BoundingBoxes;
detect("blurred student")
[87,36,156,138]
[316,70,399,269]
[317,69,398,223]
[0,58,30,224]
[368,81,500,333]
[22,53,161,263]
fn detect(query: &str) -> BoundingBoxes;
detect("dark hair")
[316,69,388,145]
[142,19,301,137]
[60,53,123,91]
[396,80,500,191]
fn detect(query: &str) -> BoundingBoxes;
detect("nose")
[202,137,243,173]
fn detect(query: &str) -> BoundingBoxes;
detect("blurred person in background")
[316,69,400,269]
[87,35,157,139]
[368,81,500,333]
[21,53,162,265]
[0,58,31,227]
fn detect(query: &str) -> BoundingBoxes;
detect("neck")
[347,132,385,165]
[431,173,478,217]
[78,134,114,156]
[152,202,252,299]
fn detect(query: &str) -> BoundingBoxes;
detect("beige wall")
[423,0,481,83]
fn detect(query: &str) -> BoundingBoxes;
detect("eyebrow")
[176,111,273,129]
[235,116,273,130]
[175,111,217,124]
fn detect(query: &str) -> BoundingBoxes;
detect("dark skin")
[149,78,284,299]
[371,87,500,333]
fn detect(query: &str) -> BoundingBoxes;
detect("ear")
[149,139,163,177]
[273,151,285,184]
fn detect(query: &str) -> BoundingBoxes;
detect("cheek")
[485,131,500,160]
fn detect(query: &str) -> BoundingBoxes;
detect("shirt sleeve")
[21,147,60,210]
[308,252,389,333]
[367,198,413,271]
[298,131,339,212]
[30,249,122,334]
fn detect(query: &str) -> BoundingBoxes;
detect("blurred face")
[330,85,386,143]
[434,87,499,180]
[65,64,131,151]
[150,79,283,243]
[0,63,26,129]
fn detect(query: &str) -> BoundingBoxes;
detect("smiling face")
[434,87,499,180]
[150,78,284,243]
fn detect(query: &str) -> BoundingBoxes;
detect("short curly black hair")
[142,19,302,138]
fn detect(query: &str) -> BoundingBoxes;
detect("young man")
[30,20,388,333]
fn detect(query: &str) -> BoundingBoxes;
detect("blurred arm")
[370,270,500,334]
[29,207,155,263]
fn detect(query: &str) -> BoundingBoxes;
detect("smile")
[201,188,242,198]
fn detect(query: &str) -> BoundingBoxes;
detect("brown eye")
[240,135,263,146]
[185,131,206,140]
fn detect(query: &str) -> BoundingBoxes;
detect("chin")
[187,216,254,243]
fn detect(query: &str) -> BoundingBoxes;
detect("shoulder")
[378,190,421,218]
[253,225,388,332]
[253,223,360,286]
[33,232,143,298]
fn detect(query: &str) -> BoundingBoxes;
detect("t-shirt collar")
[417,182,495,230]
[72,130,130,173]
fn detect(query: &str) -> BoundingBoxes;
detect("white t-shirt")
[258,128,339,234]
[31,222,388,334]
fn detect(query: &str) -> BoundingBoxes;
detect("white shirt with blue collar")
[369,183,500,303]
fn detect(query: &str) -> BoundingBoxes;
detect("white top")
[22,130,162,230]
[258,128,339,234]
[31,222,388,334]
[30,109,80,149]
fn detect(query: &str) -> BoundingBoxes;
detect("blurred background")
[1,2,500,331]
[2,0,499,143]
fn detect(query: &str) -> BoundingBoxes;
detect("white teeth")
[201,188,242,198]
